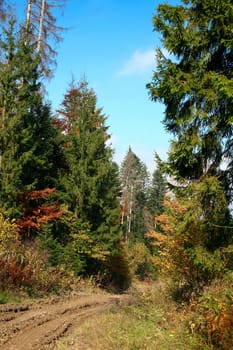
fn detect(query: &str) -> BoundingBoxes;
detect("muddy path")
[0,292,133,349]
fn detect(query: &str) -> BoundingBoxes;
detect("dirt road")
[0,292,132,349]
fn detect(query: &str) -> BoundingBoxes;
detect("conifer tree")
[120,147,149,243]
[147,168,166,219]
[147,0,233,293]
[147,0,233,204]
[0,20,61,233]
[56,79,129,285]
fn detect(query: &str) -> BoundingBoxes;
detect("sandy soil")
[0,292,133,349]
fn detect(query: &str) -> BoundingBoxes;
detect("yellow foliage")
[91,245,110,261]
[71,230,110,261]
[206,302,233,345]
[0,213,18,254]
[128,242,156,280]
[145,197,190,276]
[71,232,93,244]
[145,194,206,285]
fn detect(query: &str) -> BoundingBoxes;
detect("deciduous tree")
[146,176,231,297]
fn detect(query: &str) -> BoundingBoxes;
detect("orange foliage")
[17,188,63,235]
[145,197,194,280]
[154,213,174,234]
[17,204,63,232]
[206,303,233,346]
[23,188,56,201]
[0,257,33,287]
[52,116,67,132]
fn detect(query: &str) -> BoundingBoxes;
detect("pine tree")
[147,0,233,203]
[147,167,166,219]
[56,79,129,286]
[146,0,233,293]
[120,147,149,244]
[0,20,61,233]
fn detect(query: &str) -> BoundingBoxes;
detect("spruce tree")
[147,168,166,219]
[147,0,233,201]
[146,0,233,291]
[120,147,149,243]
[0,20,61,232]
[57,79,129,285]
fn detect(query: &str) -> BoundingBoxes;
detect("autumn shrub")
[0,212,73,296]
[146,176,231,300]
[128,242,158,280]
[0,213,23,289]
[0,257,32,289]
[0,241,69,296]
[17,241,62,295]
[189,276,233,349]
[0,213,18,255]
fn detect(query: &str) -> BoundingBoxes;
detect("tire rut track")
[0,293,132,349]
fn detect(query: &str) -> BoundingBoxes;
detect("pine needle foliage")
[56,79,130,288]
[147,0,233,296]
[147,0,233,204]
[0,20,61,234]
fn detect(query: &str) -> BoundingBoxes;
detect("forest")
[0,1,232,349]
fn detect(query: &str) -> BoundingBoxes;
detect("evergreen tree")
[146,0,233,293]
[147,167,166,226]
[120,147,149,243]
[56,79,129,285]
[147,0,233,205]
[0,20,61,233]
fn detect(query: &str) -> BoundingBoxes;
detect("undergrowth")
[0,289,22,304]
[187,275,233,350]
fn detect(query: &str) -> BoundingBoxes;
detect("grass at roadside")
[0,289,23,304]
[56,281,208,350]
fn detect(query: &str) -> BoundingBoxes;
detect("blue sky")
[45,0,172,173]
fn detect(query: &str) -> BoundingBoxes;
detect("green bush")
[129,242,158,280]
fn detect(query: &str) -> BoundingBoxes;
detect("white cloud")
[117,49,155,77]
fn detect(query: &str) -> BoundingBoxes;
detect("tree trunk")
[127,184,134,237]
[25,0,33,35]
[37,0,45,53]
